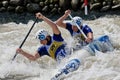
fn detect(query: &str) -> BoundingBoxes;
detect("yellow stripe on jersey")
[49,41,63,59]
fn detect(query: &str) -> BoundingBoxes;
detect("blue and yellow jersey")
[66,23,93,48]
[66,23,93,38]
[37,33,69,62]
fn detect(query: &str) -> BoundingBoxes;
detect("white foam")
[0,17,120,80]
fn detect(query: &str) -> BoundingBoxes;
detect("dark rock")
[59,0,71,11]
[7,6,15,12]
[23,0,32,6]
[100,5,111,12]
[0,2,2,7]
[18,0,30,6]
[53,0,59,4]
[9,0,21,6]
[0,7,6,12]
[81,3,85,10]
[54,4,58,8]
[15,6,24,13]
[103,1,107,6]
[71,0,80,11]
[26,3,41,13]
[49,0,54,4]
[51,7,57,13]
[112,4,120,10]
[42,6,49,12]
[58,7,62,14]
[90,3,102,11]
[49,4,54,9]
[33,0,40,3]
[44,0,49,5]
[2,1,9,8]
[39,2,44,7]
[113,0,119,5]
[95,0,104,3]
[107,0,113,9]
[0,0,120,15]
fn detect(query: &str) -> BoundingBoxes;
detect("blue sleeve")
[37,46,49,56]
[83,25,93,35]
[53,33,64,42]
[66,23,73,36]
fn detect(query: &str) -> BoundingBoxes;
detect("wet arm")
[86,32,93,43]
[55,10,71,28]
[16,48,40,61]
[36,13,60,35]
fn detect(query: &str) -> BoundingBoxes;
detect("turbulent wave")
[0,15,120,80]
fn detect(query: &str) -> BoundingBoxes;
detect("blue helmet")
[72,16,83,26]
[35,29,49,40]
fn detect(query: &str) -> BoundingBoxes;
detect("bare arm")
[16,48,40,61]
[55,10,71,28]
[85,32,93,43]
[36,12,60,35]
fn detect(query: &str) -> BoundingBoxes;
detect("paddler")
[16,12,72,63]
[55,9,93,50]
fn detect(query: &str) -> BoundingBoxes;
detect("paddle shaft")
[68,14,87,39]
[12,18,38,61]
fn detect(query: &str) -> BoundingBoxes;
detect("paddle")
[68,14,87,39]
[12,18,38,61]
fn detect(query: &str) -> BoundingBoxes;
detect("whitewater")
[0,14,120,80]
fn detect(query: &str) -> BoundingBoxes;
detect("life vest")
[48,41,63,59]
[73,25,87,42]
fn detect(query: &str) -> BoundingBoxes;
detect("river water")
[0,13,120,80]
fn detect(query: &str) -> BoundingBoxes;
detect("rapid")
[0,14,120,80]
